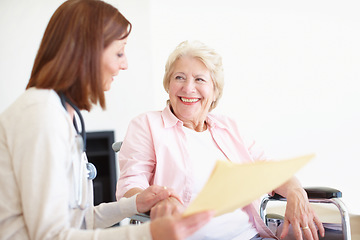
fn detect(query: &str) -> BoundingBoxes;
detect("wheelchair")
[260,187,351,240]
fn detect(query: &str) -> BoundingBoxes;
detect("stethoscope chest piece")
[86,162,97,180]
[76,135,97,181]
[76,134,97,180]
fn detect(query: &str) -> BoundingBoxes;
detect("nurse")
[0,1,213,239]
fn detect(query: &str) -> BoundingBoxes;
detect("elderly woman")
[116,40,324,240]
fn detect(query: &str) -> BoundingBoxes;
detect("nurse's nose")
[119,55,128,70]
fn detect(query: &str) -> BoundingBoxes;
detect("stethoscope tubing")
[59,93,86,151]
[59,92,97,209]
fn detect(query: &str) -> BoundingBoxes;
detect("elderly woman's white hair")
[163,40,224,111]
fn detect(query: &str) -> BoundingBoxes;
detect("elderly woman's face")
[168,56,215,125]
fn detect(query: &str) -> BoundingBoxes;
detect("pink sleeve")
[115,115,156,200]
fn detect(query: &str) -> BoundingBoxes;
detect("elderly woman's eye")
[175,76,184,80]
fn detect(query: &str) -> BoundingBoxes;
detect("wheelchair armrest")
[270,187,342,200]
[129,212,150,224]
[305,187,342,199]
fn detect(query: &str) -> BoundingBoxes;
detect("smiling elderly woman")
[116,40,324,240]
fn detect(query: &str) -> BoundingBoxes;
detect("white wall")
[1,0,359,215]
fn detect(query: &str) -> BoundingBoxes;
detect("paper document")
[183,154,314,217]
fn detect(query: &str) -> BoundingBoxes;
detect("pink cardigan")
[116,105,277,238]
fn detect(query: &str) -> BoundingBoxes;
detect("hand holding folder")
[183,154,314,217]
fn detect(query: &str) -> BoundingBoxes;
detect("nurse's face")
[101,38,128,91]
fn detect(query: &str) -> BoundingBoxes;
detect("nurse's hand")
[151,210,214,240]
[136,185,181,213]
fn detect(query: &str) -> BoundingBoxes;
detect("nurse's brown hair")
[26,0,131,111]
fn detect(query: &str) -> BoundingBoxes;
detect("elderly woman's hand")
[280,187,325,240]
[150,195,185,219]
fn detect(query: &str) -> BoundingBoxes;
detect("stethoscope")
[59,92,97,209]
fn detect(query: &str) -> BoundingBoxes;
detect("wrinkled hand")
[281,188,325,240]
[150,211,214,240]
[150,196,185,219]
[136,185,182,213]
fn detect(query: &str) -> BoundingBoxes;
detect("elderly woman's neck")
[183,121,207,132]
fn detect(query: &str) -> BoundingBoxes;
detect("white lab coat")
[0,88,151,240]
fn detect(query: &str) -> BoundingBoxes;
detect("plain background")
[1,0,359,215]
